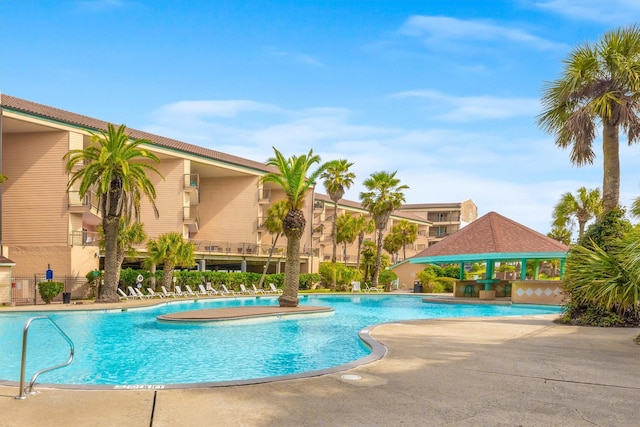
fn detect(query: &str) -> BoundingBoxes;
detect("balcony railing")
[70,230,100,246]
[68,191,100,213]
[183,174,200,204]
[183,206,200,232]
[189,240,319,258]
[259,189,271,204]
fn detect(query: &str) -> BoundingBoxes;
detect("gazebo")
[406,211,569,302]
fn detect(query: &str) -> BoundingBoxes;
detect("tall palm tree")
[360,171,408,287]
[320,159,355,263]
[547,225,572,246]
[261,147,328,307]
[258,200,288,289]
[538,25,640,212]
[552,187,603,240]
[383,233,402,264]
[98,215,148,285]
[64,124,162,303]
[353,214,374,270]
[146,232,195,292]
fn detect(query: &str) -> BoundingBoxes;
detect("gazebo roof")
[409,211,569,264]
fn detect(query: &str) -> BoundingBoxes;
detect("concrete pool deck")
[0,299,639,426]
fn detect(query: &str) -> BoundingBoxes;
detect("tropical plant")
[547,225,572,245]
[562,231,640,325]
[64,124,162,302]
[383,233,402,264]
[335,214,358,265]
[261,147,328,307]
[38,281,65,304]
[321,159,355,263]
[378,269,398,291]
[360,171,408,286]
[98,216,148,287]
[388,219,418,261]
[258,200,288,289]
[552,187,602,240]
[580,207,632,251]
[538,25,640,212]
[145,232,195,292]
[318,262,359,291]
[353,214,375,270]
[359,240,390,283]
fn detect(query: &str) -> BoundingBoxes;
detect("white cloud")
[535,0,640,24]
[264,47,324,67]
[141,96,640,234]
[399,15,565,51]
[394,90,541,121]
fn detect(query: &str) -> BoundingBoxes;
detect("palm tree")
[353,214,375,270]
[389,219,418,261]
[360,171,408,287]
[98,216,148,285]
[146,232,195,292]
[64,124,162,303]
[547,225,572,246]
[261,147,328,307]
[552,187,602,240]
[320,159,355,263]
[538,25,640,212]
[258,200,288,289]
[335,213,358,265]
[383,233,402,264]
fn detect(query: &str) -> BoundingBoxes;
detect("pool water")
[0,295,561,386]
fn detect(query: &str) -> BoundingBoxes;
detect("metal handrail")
[15,316,75,400]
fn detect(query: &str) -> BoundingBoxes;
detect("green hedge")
[38,281,64,304]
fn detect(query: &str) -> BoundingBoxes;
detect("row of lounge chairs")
[350,281,383,293]
[118,283,282,300]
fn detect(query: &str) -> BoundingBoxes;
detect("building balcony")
[183,206,200,232]
[68,191,101,217]
[70,230,100,246]
[259,188,271,205]
[184,174,200,205]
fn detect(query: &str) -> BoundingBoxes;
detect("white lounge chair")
[351,281,362,292]
[205,282,219,296]
[220,285,236,296]
[146,288,164,298]
[134,288,151,299]
[239,284,254,295]
[128,286,141,299]
[117,288,129,300]
[269,283,282,294]
[161,285,177,298]
[252,284,265,294]
[174,286,187,297]
[184,285,199,298]
[198,284,211,296]
[365,283,382,293]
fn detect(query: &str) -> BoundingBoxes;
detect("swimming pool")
[0,295,561,388]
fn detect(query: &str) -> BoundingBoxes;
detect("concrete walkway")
[1,314,638,426]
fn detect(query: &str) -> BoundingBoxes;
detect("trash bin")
[62,292,71,304]
[413,281,423,293]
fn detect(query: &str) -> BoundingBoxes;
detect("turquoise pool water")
[0,295,561,387]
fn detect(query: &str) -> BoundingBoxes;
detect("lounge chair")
[198,284,212,296]
[220,285,236,296]
[205,282,219,296]
[127,286,141,299]
[161,285,177,298]
[174,286,187,297]
[117,288,129,300]
[252,284,265,294]
[351,281,362,292]
[364,283,382,293]
[239,284,254,295]
[146,288,164,298]
[134,288,151,299]
[269,283,282,294]
[184,285,199,297]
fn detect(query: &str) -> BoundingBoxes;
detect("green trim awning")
[409,251,567,265]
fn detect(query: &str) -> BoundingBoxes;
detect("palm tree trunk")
[163,261,175,291]
[280,235,301,307]
[98,217,120,303]
[331,201,338,263]
[372,227,384,287]
[602,122,620,212]
[258,233,280,289]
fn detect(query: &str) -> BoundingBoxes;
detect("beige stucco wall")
[391,262,423,290]
[198,175,259,243]
[3,131,70,245]
[139,158,185,238]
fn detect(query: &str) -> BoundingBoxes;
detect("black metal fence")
[11,276,87,305]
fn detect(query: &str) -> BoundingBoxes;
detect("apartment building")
[398,200,478,246]
[0,95,434,300]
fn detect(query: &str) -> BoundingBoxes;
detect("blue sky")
[3,0,640,236]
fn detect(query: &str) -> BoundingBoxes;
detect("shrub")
[38,281,65,304]
[580,207,632,251]
[443,265,465,279]
[318,262,359,291]
[300,273,321,290]
[378,270,398,291]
